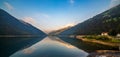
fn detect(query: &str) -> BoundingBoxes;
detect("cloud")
[69,0,74,5]
[33,13,50,19]
[4,2,14,10]
[110,0,120,8]
[22,17,47,33]
[41,13,50,19]
[22,17,36,25]
[60,23,75,28]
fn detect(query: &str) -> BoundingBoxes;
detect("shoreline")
[87,50,120,57]
[76,37,120,47]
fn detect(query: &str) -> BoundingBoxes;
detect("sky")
[0,0,120,33]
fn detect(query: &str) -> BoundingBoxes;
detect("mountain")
[59,4,120,35]
[0,9,46,57]
[0,9,46,36]
[49,26,72,35]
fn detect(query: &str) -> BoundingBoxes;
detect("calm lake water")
[10,36,88,57]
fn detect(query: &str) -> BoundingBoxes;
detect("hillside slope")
[0,9,46,57]
[60,4,120,35]
[0,9,46,36]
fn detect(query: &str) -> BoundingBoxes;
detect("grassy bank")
[76,35,120,47]
[83,35,120,43]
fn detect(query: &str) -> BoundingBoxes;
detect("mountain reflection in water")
[10,36,88,57]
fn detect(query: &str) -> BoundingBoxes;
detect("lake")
[10,36,88,57]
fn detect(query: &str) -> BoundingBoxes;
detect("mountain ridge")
[0,9,46,35]
[59,4,120,35]
[0,9,46,57]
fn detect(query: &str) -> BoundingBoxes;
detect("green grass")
[83,35,120,43]
[111,39,120,43]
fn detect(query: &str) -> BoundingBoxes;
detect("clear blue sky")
[0,0,118,33]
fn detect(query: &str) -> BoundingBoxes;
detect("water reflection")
[60,37,117,52]
[0,36,45,57]
[59,37,118,52]
[11,36,88,57]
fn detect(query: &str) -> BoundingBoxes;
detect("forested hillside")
[60,4,120,36]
